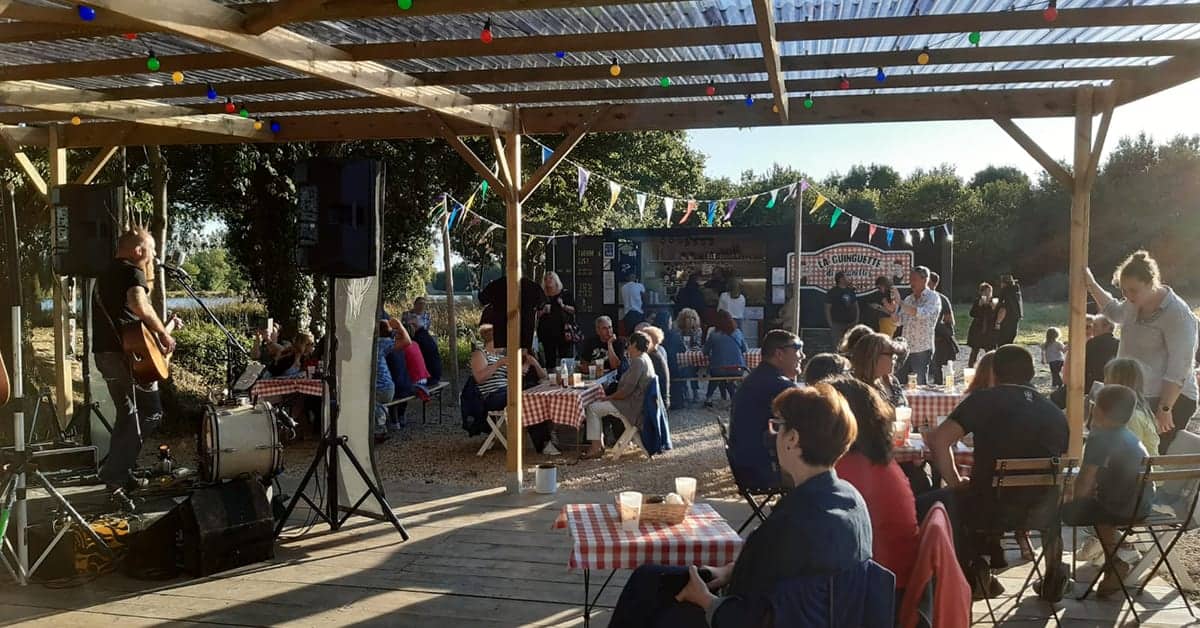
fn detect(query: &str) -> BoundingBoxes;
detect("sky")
[689,78,1200,182]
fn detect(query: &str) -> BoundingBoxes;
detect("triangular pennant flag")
[810,193,828,215]
[904,230,914,245]
[679,200,697,224]
[480,179,489,202]
[636,193,647,219]
[944,224,953,241]
[577,167,590,202]
[608,181,622,210]
[478,224,501,244]
[829,207,843,228]
[886,229,895,246]
[916,228,925,242]
[464,191,478,210]
[663,198,674,222]
[431,194,448,218]
[850,216,862,237]
[542,146,553,164]
[929,228,936,242]
[800,179,810,192]
[526,236,537,251]
[944,224,952,236]
[868,224,878,241]
[784,182,799,201]
[746,193,760,207]
[447,201,464,229]
[705,201,717,225]
[724,199,738,221]
[765,189,778,209]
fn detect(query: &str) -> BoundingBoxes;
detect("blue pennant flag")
[448,201,464,229]
[886,228,895,247]
[542,146,554,164]
[706,201,717,225]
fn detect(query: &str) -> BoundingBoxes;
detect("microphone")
[156,257,190,278]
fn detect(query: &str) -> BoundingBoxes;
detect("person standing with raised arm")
[886,266,941,385]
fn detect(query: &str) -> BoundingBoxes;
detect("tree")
[969,166,1030,189]
[835,164,901,193]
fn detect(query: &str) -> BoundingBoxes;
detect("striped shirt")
[476,349,508,396]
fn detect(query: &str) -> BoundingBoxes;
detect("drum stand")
[275,281,408,541]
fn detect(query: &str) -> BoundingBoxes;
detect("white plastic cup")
[907,373,918,390]
[588,365,598,379]
[893,407,913,447]
[618,491,643,531]
[963,368,976,388]
[895,407,913,423]
[675,477,697,504]
[535,464,558,494]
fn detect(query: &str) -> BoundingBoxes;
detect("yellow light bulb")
[253,120,263,131]
[917,50,931,65]
[70,116,82,126]
[171,71,185,84]
[609,63,621,77]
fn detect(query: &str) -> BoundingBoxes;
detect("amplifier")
[179,477,274,576]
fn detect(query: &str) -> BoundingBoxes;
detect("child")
[1042,327,1066,388]
[1061,384,1154,595]
[1103,358,1160,456]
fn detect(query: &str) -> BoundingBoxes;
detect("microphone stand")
[159,265,249,391]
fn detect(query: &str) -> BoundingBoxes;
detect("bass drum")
[200,402,282,483]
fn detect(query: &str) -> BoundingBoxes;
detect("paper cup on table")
[893,407,913,446]
[674,477,697,504]
[618,491,643,531]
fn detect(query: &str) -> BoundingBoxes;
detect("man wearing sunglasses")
[729,329,805,490]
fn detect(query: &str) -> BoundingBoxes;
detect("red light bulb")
[1043,0,1058,22]
[123,32,138,40]
[224,99,236,114]
[839,76,850,90]
[705,84,716,97]
[480,19,493,44]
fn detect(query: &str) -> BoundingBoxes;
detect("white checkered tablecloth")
[677,349,762,370]
[251,378,324,400]
[554,503,743,571]
[522,383,605,428]
[903,388,965,431]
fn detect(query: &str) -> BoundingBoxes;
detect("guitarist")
[93,228,175,499]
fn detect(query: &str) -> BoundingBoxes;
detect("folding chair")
[476,410,508,456]
[975,457,1076,627]
[1077,453,1200,623]
[715,416,786,534]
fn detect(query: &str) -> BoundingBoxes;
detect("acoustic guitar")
[0,349,9,406]
[122,313,182,386]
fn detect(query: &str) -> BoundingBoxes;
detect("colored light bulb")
[876,67,886,82]
[917,48,931,65]
[397,0,413,9]
[968,31,982,46]
[803,94,814,110]
[77,5,96,21]
[171,71,185,84]
[146,53,161,72]
[269,120,281,133]
[480,19,493,44]
[705,84,716,97]
[206,84,218,100]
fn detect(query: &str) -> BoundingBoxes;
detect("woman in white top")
[1086,250,1198,453]
[718,278,747,327]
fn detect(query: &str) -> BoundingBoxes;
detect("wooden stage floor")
[1,481,1196,627]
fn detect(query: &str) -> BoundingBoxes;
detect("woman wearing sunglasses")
[608,384,873,627]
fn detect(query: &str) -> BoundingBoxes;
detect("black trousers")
[609,565,708,628]
[540,335,573,371]
[1158,395,1198,454]
[95,352,162,487]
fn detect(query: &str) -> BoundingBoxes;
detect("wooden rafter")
[242,0,329,35]
[1085,88,1117,192]
[76,145,122,185]
[86,0,512,130]
[433,115,505,193]
[0,131,48,201]
[519,107,607,205]
[750,0,788,123]
[992,115,1074,188]
[1118,49,1200,106]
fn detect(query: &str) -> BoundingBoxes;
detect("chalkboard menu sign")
[574,237,603,314]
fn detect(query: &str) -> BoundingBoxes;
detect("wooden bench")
[381,381,451,425]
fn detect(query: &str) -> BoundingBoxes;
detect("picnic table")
[477,375,612,456]
[903,387,966,431]
[554,502,743,627]
[677,349,762,370]
[250,377,324,400]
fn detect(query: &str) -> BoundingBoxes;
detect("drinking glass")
[618,491,643,531]
[674,477,697,504]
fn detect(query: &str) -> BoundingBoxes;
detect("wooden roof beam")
[0,130,49,202]
[1117,50,1200,106]
[991,114,1074,188]
[86,0,512,130]
[751,0,788,123]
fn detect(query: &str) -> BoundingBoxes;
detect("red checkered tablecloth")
[554,503,743,571]
[522,382,606,428]
[894,441,975,476]
[250,378,324,400]
[903,388,965,431]
[677,349,762,370]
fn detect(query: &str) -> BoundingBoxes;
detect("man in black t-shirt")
[578,315,627,372]
[93,229,175,500]
[478,275,545,350]
[926,345,1069,598]
[824,272,859,347]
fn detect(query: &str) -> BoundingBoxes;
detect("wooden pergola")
[2,0,1199,490]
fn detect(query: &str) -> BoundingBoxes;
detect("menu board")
[574,238,603,314]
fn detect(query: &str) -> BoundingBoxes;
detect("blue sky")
[689,78,1200,182]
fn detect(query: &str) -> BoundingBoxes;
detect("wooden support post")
[502,111,524,491]
[48,125,73,424]
[148,146,168,320]
[441,213,459,410]
[1066,86,1095,460]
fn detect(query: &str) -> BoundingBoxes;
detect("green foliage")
[172,322,253,386]
[181,247,244,293]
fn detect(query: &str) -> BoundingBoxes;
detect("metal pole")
[442,215,459,404]
[793,191,803,335]
[10,303,26,583]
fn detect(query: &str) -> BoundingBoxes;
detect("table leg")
[582,568,617,627]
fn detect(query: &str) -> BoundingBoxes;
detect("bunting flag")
[868,224,878,241]
[850,216,862,237]
[432,194,448,219]
[480,179,489,202]
[810,193,828,215]
[705,201,717,225]
[724,198,739,221]
[608,181,622,210]
[930,227,937,241]
[784,182,799,202]
[800,179,810,192]
[526,236,537,251]
[944,225,953,240]
[765,189,778,209]
[636,193,647,219]
[887,229,895,246]
[916,228,925,242]
[447,201,464,229]
[542,146,554,164]
[465,191,479,210]
[746,193,760,208]
[478,223,501,244]
[663,197,675,222]
[577,166,590,201]
[904,230,914,245]
[830,207,843,228]
[679,200,697,224]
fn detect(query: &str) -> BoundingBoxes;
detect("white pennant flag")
[850,216,861,237]
[916,228,925,242]
[903,230,914,245]
[608,181,622,210]
[784,182,799,201]
[663,198,675,222]
[636,193,647,219]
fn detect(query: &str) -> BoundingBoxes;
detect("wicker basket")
[624,495,689,525]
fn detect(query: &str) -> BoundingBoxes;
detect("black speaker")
[295,158,381,278]
[179,478,274,576]
[51,184,122,278]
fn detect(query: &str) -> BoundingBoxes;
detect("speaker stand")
[275,280,408,541]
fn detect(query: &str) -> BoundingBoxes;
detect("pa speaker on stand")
[52,184,122,278]
[295,158,381,279]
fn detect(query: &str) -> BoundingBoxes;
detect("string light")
[1043,0,1058,22]
[659,77,671,87]
[206,83,218,100]
[609,58,621,77]
[480,19,493,44]
[171,71,185,84]
[772,104,780,114]
[269,120,281,134]
[968,31,982,46]
[397,0,413,9]
[122,33,137,40]
[875,67,887,82]
[253,120,264,131]
[555,51,566,59]
[146,51,161,72]
[803,94,814,110]
[70,116,82,126]
[239,107,250,118]
[224,98,236,114]
[77,5,96,21]
[744,94,754,106]
[917,47,931,65]
[705,83,716,97]
[839,75,851,90]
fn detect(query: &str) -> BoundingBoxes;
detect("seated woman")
[374,321,397,443]
[638,324,671,410]
[608,384,871,627]
[459,325,550,448]
[665,308,703,408]
[829,377,919,597]
[703,311,747,407]
[404,312,443,386]
[582,331,655,460]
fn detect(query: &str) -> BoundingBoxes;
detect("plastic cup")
[907,373,918,390]
[674,477,697,504]
[618,491,643,531]
[588,365,598,379]
[963,368,976,388]
[893,407,913,447]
